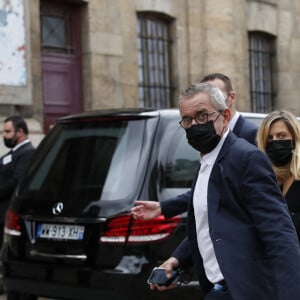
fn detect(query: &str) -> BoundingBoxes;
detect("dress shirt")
[193,129,229,284]
[12,139,31,152]
[229,111,240,132]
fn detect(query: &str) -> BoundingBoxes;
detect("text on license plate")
[37,224,85,240]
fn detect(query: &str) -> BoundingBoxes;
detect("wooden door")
[41,0,83,132]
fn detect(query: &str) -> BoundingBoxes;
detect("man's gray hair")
[178,82,227,111]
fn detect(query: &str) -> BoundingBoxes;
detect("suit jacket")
[0,141,35,222]
[161,113,258,218]
[233,114,258,145]
[171,132,300,299]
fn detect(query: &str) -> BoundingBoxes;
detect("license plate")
[37,223,85,240]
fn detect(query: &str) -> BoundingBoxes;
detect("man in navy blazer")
[160,73,258,218]
[133,73,259,221]
[133,83,300,299]
[200,73,258,145]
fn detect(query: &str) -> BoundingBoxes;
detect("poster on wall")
[0,0,27,86]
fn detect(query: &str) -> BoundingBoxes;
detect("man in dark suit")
[200,73,257,145]
[0,115,35,293]
[132,83,300,299]
[0,116,35,241]
[132,73,259,222]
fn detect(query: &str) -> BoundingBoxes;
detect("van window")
[21,119,148,203]
[164,132,199,188]
[158,119,199,199]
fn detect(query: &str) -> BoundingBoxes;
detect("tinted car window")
[157,113,199,200]
[20,119,148,204]
[163,127,199,188]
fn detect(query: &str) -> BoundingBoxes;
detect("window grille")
[41,1,77,54]
[248,32,275,113]
[137,14,173,108]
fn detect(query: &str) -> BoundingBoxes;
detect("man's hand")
[149,257,180,291]
[131,200,162,220]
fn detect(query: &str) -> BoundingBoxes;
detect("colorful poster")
[0,0,26,86]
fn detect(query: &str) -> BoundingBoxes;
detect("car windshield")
[19,118,148,205]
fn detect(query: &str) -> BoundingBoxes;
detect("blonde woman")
[257,110,300,238]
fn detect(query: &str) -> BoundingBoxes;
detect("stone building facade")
[0,0,299,151]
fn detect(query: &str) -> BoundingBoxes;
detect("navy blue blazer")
[161,113,258,218]
[233,114,258,145]
[171,132,300,299]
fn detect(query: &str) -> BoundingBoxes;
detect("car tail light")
[4,209,21,236]
[100,214,181,244]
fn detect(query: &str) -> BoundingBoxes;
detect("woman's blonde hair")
[256,110,300,181]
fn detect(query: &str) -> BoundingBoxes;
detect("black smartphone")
[147,267,180,286]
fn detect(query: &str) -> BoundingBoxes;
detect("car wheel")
[7,291,37,300]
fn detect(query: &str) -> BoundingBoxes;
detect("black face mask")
[3,137,17,149]
[185,120,221,154]
[266,139,293,167]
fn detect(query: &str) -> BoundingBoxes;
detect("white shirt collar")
[12,139,30,152]
[229,111,240,131]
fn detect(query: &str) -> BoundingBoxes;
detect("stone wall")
[0,0,300,142]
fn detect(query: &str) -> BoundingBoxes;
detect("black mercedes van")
[1,109,265,300]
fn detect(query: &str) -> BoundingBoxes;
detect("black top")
[285,180,300,239]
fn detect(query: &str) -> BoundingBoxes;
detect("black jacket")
[233,114,258,145]
[0,141,35,222]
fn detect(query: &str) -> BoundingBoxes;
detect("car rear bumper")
[3,259,201,300]
[4,277,124,300]
[3,259,149,300]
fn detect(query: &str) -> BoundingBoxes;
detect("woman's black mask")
[266,139,293,167]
